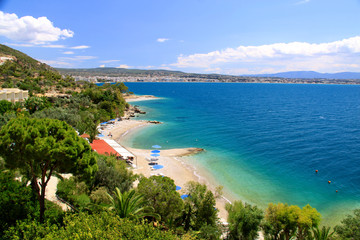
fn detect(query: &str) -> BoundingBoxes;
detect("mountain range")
[251,71,360,79]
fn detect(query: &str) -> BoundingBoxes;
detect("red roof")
[80,133,90,138]
[90,139,119,156]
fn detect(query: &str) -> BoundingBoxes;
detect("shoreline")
[99,102,230,222]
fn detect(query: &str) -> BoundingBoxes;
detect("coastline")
[99,95,230,222]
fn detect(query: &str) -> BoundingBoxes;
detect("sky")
[1,0,360,75]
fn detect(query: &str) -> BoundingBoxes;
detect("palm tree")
[312,226,335,240]
[108,188,160,220]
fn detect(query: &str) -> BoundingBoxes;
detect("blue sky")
[1,0,360,75]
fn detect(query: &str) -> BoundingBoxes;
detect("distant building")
[0,88,29,102]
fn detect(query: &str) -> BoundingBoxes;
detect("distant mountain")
[56,67,186,77]
[252,71,360,80]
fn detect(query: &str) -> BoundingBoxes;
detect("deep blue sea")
[122,82,360,225]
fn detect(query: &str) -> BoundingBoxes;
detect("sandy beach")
[123,94,160,102]
[99,109,230,222]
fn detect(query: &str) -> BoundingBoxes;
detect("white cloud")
[63,51,74,54]
[70,45,90,49]
[157,38,169,43]
[42,44,66,48]
[170,36,360,74]
[38,59,72,67]
[0,11,73,44]
[99,64,105,68]
[116,64,131,69]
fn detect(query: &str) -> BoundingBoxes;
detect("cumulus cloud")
[0,11,73,44]
[170,36,360,74]
[63,51,74,54]
[157,38,169,43]
[99,64,105,68]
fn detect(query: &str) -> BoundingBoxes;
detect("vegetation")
[0,44,359,240]
[0,118,97,222]
[226,200,263,240]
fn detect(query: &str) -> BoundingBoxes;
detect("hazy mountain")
[252,71,360,79]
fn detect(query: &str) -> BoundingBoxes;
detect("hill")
[0,44,76,94]
[253,71,360,80]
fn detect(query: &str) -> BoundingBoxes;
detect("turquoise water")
[122,82,360,225]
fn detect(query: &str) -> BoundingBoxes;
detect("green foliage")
[24,96,51,114]
[6,211,182,240]
[109,188,160,220]
[334,209,360,240]
[32,107,81,128]
[312,226,335,240]
[226,200,264,240]
[2,219,58,240]
[0,170,36,234]
[182,181,219,234]
[263,203,321,240]
[0,100,13,114]
[91,154,135,193]
[0,117,97,222]
[56,177,91,210]
[137,176,184,226]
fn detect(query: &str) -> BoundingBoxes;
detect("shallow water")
[122,82,360,225]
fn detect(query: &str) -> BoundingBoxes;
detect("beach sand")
[99,118,229,222]
[124,94,160,102]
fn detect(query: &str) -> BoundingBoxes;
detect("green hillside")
[0,44,76,94]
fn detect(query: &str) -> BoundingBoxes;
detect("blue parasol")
[181,194,189,199]
[151,150,160,153]
[152,165,164,170]
[97,134,104,137]
[176,186,182,191]
[151,153,160,157]
[152,145,162,149]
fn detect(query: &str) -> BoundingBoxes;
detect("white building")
[0,88,29,102]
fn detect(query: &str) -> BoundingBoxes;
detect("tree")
[263,203,321,240]
[0,100,13,115]
[312,226,335,240]
[91,154,135,193]
[296,204,321,240]
[108,187,159,220]
[0,171,36,235]
[226,200,263,240]
[334,209,360,239]
[137,176,184,226]
[24,96,51,114]
[0,117,97,222]
[182,181,219,233]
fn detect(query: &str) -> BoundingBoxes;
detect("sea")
[119,82,360,225]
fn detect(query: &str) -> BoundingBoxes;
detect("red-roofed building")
[90,139,119,156]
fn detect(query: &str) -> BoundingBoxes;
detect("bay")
[122,82,360,225]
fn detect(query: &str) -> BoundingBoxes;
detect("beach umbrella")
[181,194,189,199]
[152,145,162,149]
[176,186,182,191]
[100,122,108,125]
[151,150,160,153]
[151,153,160,157]
[97,134,104,137]
[152,165,164,170]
